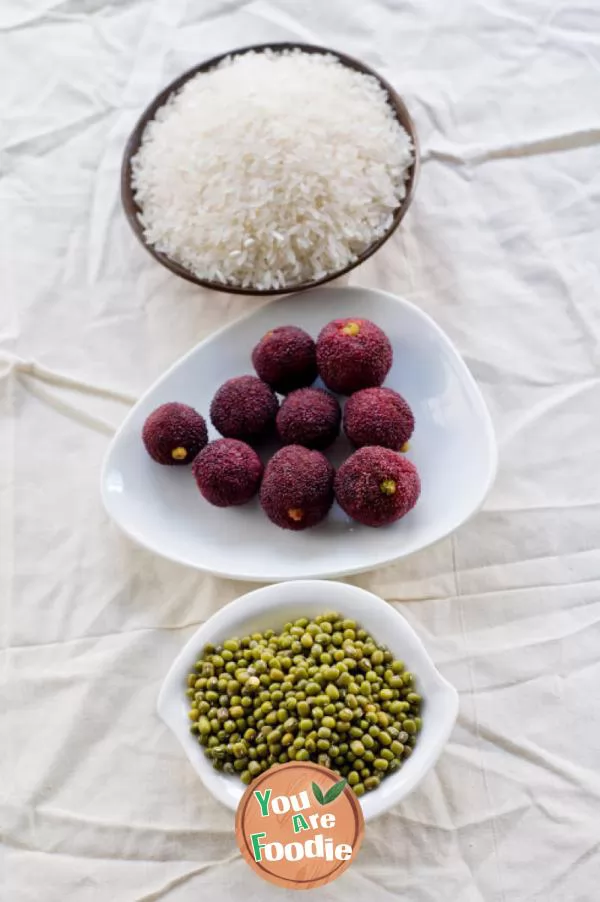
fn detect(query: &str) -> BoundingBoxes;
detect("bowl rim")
[121,41,420,297]
[100,285,498,582]
[157,579,459,822]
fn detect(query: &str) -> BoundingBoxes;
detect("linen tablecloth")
[2,1,600,899]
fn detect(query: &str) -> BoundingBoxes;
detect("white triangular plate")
[101,287,496,581]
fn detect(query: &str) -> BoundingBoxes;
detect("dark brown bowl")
[121,42,420,297]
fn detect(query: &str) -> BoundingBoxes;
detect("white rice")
[132,50,413,291]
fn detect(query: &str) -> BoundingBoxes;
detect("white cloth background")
[2,1,600,900]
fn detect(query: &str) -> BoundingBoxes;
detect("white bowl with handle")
[158,579,458,822]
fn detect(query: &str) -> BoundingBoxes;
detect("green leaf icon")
[323,778,347,805]
[312,781,325,805]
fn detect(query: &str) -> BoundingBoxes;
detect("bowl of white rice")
[122,43,419,295]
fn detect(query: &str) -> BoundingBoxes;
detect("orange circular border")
[235,762,365,889]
